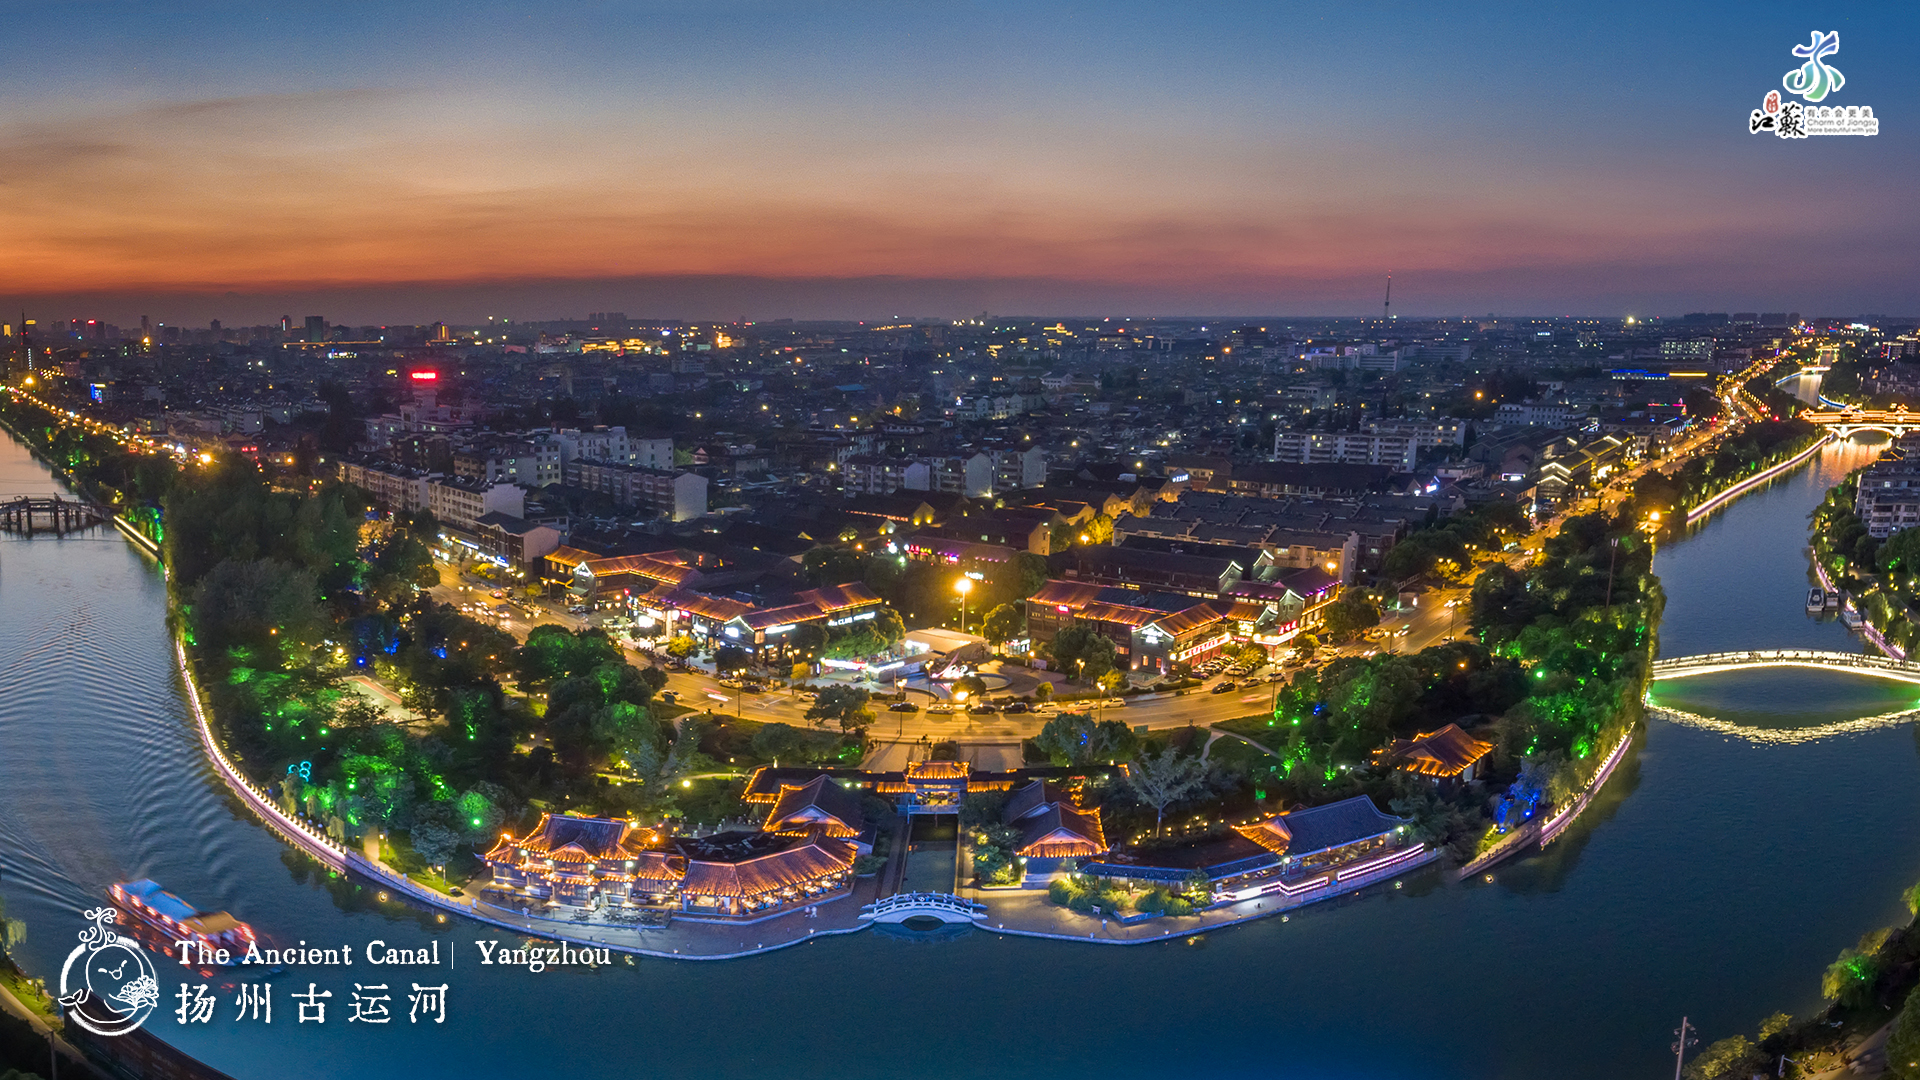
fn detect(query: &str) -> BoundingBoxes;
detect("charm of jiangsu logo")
[57,908,159,1036]
[1748,31,1877,138]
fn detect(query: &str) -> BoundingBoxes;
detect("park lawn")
[1213,714,1288,747]
[1204,732,1280,770]
[0,961,58,1025]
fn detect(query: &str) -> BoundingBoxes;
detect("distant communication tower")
[1384,274,1392,322]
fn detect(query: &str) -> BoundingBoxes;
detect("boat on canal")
[1807,587,1825,612]
[110,879,258,960]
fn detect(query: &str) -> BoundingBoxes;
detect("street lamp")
[955,576,973,634]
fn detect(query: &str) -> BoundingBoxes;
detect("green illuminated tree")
[0,895,25,958]
[1049,622,1116,682]
[806,686,874,733]
[1033,712,1137,767]
[981,603,1026,646]
[408,820,459,873]
[1821,928,1891,1008]
[1681,1036,1761,1080]
[1320,590,1381,642]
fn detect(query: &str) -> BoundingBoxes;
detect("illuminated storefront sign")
[1172,632,1233,662]
[827,610,878,627]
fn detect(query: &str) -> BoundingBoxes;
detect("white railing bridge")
[859,892,988,924]
[1650,649,1920,686]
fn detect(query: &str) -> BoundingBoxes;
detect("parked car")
[1210,681,1238,694]
[888,701,919,713]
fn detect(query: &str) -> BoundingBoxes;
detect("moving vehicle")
[888,701,919,713]
[111,880,257,960]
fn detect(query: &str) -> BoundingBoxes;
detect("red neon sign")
[410,371,438,381]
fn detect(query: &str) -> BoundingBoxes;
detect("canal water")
[5,428,1920,1080]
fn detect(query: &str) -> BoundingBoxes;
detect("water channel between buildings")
[5,407,1920,1078]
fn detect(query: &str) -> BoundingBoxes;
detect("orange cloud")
[0,88,1826,298]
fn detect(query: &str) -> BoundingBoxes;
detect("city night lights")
[0,5,1917,1080]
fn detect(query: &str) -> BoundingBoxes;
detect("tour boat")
[1807,588,1825,612]
[110,880,257,958]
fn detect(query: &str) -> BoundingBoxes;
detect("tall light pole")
[1605,536,1620,610]
[955,576,973,635]
[1672,1016,1696,1080]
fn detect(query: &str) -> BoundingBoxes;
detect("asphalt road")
[418,387,1760,750]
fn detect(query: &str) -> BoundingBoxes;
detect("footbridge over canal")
[858,892,988,924]
[0,495,114,536]
[1650,650,1920,686]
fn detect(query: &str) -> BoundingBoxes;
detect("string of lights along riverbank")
[4,385,1920,1077]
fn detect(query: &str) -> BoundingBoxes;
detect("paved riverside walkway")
[952,845,1441,945]
[456,875,881,960]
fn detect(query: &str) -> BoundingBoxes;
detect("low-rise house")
[473,512,564,570]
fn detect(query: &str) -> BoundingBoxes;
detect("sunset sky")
[2,1,1914,323]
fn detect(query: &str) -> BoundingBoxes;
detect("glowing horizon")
[2,2,1915,322]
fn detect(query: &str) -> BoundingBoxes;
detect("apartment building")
[566,459,709,521]
[428,477,525,532]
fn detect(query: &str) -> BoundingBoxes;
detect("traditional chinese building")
[1080,795,1408,891]
[762,775,867,840]
[1373,724,1495,786]
[1231,795,1408,873]
[483,813,659,908]
[671,832,857,917]
[1003,779,1108,883]
[483,812,858,917]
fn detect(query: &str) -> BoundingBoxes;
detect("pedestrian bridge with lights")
[1801,408,1920,439]
[1650,650,1920,685]
[858,892,988,924]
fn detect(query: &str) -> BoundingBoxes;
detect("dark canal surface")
[4,425,1920,1079]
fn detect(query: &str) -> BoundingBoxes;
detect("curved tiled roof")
[904,760,970,781]
[1375,724,1495,778]
[1232,796,1405,859]
[763,775,866,838]
[679,837,856,898]
[1014,803,1107,858]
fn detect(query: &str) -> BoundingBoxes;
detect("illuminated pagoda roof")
[1005,779,1066,823]
[1232,796,1406,860]
[763,775,866,838]
[673,834,856,899]
[484,812,653,865]
[1373,724,1495,778]
[1013,803,1107,859]
[904,759,970,781]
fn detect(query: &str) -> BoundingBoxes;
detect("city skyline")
[2,1,1914,323]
